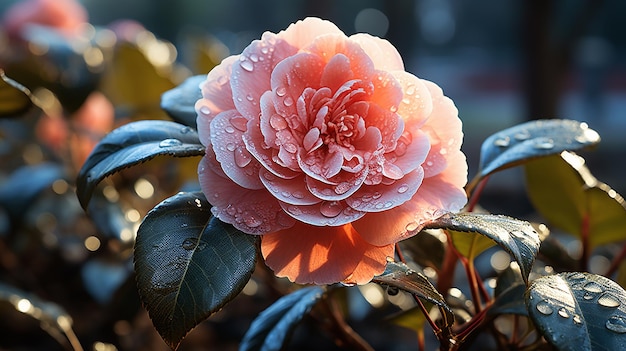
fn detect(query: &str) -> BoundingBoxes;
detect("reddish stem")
[580,214,590,272]
[467,176,490,212]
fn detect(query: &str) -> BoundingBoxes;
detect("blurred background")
[0,0,624,350]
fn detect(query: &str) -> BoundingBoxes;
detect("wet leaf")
[489,265,527,316]
[525,151,626,247]
[240,286,325,351]
[161,75,204,128]
[0,70,34,117]
[526,272,626,351]
[372,261,454,328]
[425,212,541,284]
[134,192,258,349]
[0,281,79,349]
[76,120,205,209]
[469,119,600,192]
[448,230,495,261]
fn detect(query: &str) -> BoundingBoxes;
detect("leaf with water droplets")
[526,272,626,350]
[372,261,454,329]
[76,120,205,209]
[525,151,626,247]
[134,191,259,349]
[425,212,541,284]
[470,119,600,192]
[160,75,204,128]
[240,286,325,351]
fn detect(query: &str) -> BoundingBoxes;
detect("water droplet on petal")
[226,143,236,151]
[230,117,248,132]
[583,281,603,293]
[606,315,626,333]
[534,138,554,150]
[270,114,288,130]
[199,106,211,116]
[494,137,510,147]
[182,238,198,250]
[320,201,343,218]
[225,126,235,133]
[249,53,259,62]
[246,93,254,101]
[244,214,262,228]
[276,87,287,97]
[234,146,252,167]
[283,143,297,153]
[292,191,304,199]
[558,307,569,318]
[536,300,553,315]
[159,138,183,148]
[334,182,351,195]
[398,184,409,194]
[405,222,420,233]
[598,293,621,308]
[406,84,416,95]
[284,96,294,107]
[239,59,254,72]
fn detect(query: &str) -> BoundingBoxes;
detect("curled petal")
[279,200,365,227]
[198,157,295,234]
[230,34,298,120]
[277,17,344,49]
[210,111,263,189]
[320,54,355,92]
[243,117,300,179]
[392,129,431,174]
[347,167,424,213]
[306,34,376,80]
[349,33,404,71]
[261,222,393,285]
[197,55,238,116]
[305,165,368,201]
[260,170,320,205]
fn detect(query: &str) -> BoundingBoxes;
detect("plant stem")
[580,214,590,272]
[465,258,483,314]
[322,295,374,351]
[467,176,490,212]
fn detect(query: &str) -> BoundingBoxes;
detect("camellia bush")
[3,13,626,351]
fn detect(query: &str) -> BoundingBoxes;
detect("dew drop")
[494,137,510,147]
[514,130,531,141]
[405,222,420,232]
[390,105,398,113]
[606,315,626,333]
[598,293,621,308]
[292,191,305,199]
[234,146,252,167]
[406,84,416,95]
[249,53,259,62]
[397,184,409,194]
[276,87,287,97]
[180,126,193,134]
[558,307,569,318]
[573,314,582,325]
[261,47,269,54]
[270,114,287,130]
[225,125,235,133]
[239,59,254,72]
[182,238,198,250]
[583,281,603,293]
[226,143,236,151]
[281,191,291,198]
[334,182,351,195]
[216,75,228,86]
[244,214,262,228]
[230,117,248,132]
[583,292,594,300]
[535,300,553,315]
[288,205,302,216]
[534,138,554,150]
[284,96,294,107]
[199,106,211,116]
[159,138,183,148]
[320,201,343,218]
[246,93,254,101]
[283,143,297,153]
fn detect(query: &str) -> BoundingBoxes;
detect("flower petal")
[347,167,424,213]
[306,33,376,80]
[305,165,368,201]
[197,55,238,116]
[349,33,404,71]
[260,170,320,205]
[352,170,467,246]
[277,17,344,49]
[210,110,263,190]
[279,200,365,227]
[392,129,431,174]
[320,53,355,92]
[230,33,298,120]
[198,157,295,234]
[420,79,464,156]
[391,71,434,127]
[261,222,392,285]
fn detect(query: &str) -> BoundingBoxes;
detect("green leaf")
[0,281,80,349]
[161,75,204,128]
[488,265,528,316]
[240,286,325,351]
[526,272,626,351]
[372,261,454,328]
[134,191,259,349]
[0,70,34,117]
[387,303,433,332]
[525,151,626,247]
[76,120,205,209]
[425,212,541,284]
[469,119,600,192]
[448,230,495,260]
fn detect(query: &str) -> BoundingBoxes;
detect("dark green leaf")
[87,190,136,243]
[161,75,204,128]
[134,191,258,349]
[240,286,325,351]
[525,152,626,247]
[398,230,446,270]
[0,281,79,348]
[425,212,541,284]
[489,265,528,316]
[469,119,600,192]
[372,261,454,328]
[76,120,205,209]
[526,272,626,351]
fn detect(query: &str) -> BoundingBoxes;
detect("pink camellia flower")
[195,17,467,285]
[1,0,88,41]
